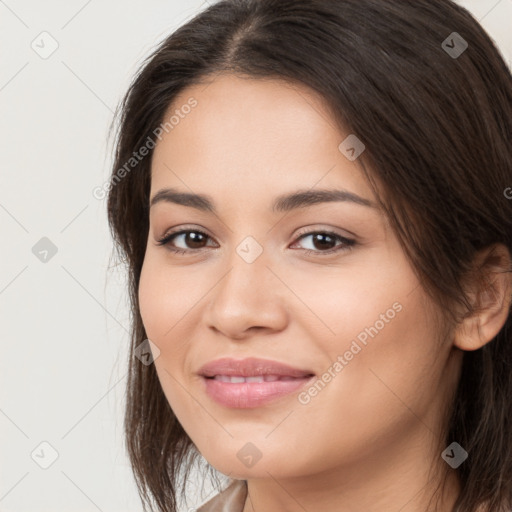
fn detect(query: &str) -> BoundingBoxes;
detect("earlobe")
[453,244,512,352]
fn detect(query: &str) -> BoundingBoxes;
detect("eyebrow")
[149,187,377,213]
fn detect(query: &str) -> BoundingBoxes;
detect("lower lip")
[201,376,314,408]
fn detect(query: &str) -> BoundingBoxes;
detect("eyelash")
[156,227,356,257]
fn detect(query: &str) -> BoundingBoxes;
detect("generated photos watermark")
[298,301,403,405]
[93,97,198,200]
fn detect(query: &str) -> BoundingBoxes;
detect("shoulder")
[196,479,248,512]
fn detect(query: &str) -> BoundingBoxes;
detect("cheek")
[286,295,441,473]
[138,258,200,422]
[306,289,440,432]
[289,258,439,423]
[281,254,413,351]
[138,255,201,341]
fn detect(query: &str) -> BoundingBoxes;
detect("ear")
[453,243,512,351]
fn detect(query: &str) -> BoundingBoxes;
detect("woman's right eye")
[156,229,214,254]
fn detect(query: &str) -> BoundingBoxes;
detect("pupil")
[314,233,334,250]
[187,232,205,248]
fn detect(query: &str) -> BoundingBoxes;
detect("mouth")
[198,356,314,378]
[205,374,312,382]
[198,357,315,408]
[200,374,315,408]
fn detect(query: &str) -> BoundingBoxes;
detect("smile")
[201,374,314,408]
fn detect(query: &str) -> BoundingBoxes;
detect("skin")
[138,74,511,512]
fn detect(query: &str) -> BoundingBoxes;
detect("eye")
[156,227,215,255]
[156,227,356,256]
[290,230,356,256]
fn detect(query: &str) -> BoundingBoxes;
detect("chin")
[203,449,304,480]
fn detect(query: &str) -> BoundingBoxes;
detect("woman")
[106,0,512,511]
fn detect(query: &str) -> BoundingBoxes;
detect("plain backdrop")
[1,1,511,511]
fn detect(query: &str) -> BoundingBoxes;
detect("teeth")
[246,376,265,383]
[212,375,286,383]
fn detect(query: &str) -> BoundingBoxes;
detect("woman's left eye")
[291,231,356,256]
[156,229,356,256]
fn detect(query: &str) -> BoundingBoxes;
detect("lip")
[198,357,315,408]
[198,357,314,378]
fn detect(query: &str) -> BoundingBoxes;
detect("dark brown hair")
[106,0,512,510]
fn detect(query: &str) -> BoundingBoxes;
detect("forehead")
[150,73,372,205]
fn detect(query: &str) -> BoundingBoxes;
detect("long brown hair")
[106,1,512,510]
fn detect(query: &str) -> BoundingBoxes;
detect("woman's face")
[138,74,460,481]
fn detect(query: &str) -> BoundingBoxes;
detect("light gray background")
[1,1,511,511]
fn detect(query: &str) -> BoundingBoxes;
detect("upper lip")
[198,357,315,378]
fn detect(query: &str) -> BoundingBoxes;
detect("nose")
[202,247,289,340]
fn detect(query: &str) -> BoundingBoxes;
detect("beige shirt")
[196,480,248,512]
